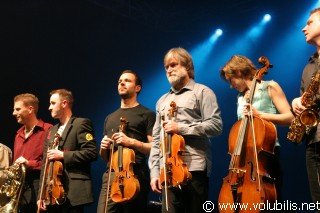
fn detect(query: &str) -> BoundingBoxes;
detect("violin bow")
[104,129,115,213]
[161,115,169,211]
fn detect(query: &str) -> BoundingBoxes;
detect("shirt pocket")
[175,96,199,119]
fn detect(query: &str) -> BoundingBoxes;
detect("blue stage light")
[216,29,223,36]
[263,14,271,22]
[209,28,223,43]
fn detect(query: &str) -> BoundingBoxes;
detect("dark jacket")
[39,117,98,206]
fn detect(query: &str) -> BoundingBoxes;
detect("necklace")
[24,126,35,138]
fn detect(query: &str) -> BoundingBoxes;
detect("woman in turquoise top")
[220,55,294,202]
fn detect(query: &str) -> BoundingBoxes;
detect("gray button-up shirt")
[148,79,223,178]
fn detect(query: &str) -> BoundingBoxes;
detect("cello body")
[218,117,277,212]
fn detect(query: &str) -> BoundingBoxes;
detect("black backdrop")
[0,0,316,212]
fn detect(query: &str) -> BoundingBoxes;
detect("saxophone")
[287,72,320,143]
[0,162,26,213]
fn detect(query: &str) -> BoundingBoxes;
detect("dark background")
[0,0,317,212]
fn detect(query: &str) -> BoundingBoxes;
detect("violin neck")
[48,161,54,180]
[166,134,172,156]
[118,145,123,171]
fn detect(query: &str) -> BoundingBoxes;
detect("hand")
[47,149,63,161]
[15,156,29,166]
[37,199,46,211]
[243,104,260,118]
[150,177,162,194]
[292,97,305,116]
[112,132,131,147]
[100,135,113,150]
[163,120,178,134]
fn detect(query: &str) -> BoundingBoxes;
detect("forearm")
[129,138,151,155]
[259,112,295,126]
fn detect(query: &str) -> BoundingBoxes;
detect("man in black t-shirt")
[97,70,156,213]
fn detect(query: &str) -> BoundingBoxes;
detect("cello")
[104,116,140,212]
[160,101,192,210]
[37,133,65,213]
[218,56,277,212]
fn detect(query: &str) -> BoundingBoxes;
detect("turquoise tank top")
[237,80,279,146]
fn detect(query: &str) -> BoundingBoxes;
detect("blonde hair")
[14,93,39,114]
[164,47,195,79]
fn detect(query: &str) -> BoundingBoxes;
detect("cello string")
[229,120,245,170]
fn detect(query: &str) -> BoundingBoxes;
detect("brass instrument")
[0,162,26,213]
[287,72,320,143]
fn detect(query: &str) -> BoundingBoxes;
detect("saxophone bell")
[300,108,319,128]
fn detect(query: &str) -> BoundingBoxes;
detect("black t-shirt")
[104,104,156,165]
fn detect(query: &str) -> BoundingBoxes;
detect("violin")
[37,133,65,213]
[218,56,277,212]
[106,116,140,206]
[160,101,192,210]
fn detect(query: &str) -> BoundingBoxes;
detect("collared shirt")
[0,143,12,169]
[148,79,223,178]
[13,119,52,171]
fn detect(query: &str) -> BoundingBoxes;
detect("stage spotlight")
[263,14,271,23]
[209,28,223,43]
[216,29,223,36]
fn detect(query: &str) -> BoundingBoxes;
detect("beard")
[119,90,134,99]
[168,75,181,86]
[167,70,188,88]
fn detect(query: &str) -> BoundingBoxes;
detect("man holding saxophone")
[291,8,320,212]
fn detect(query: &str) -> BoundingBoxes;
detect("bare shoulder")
[267,80,282,90]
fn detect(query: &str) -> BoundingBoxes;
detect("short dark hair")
[120,70,142,94]
[50,89,74,108]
